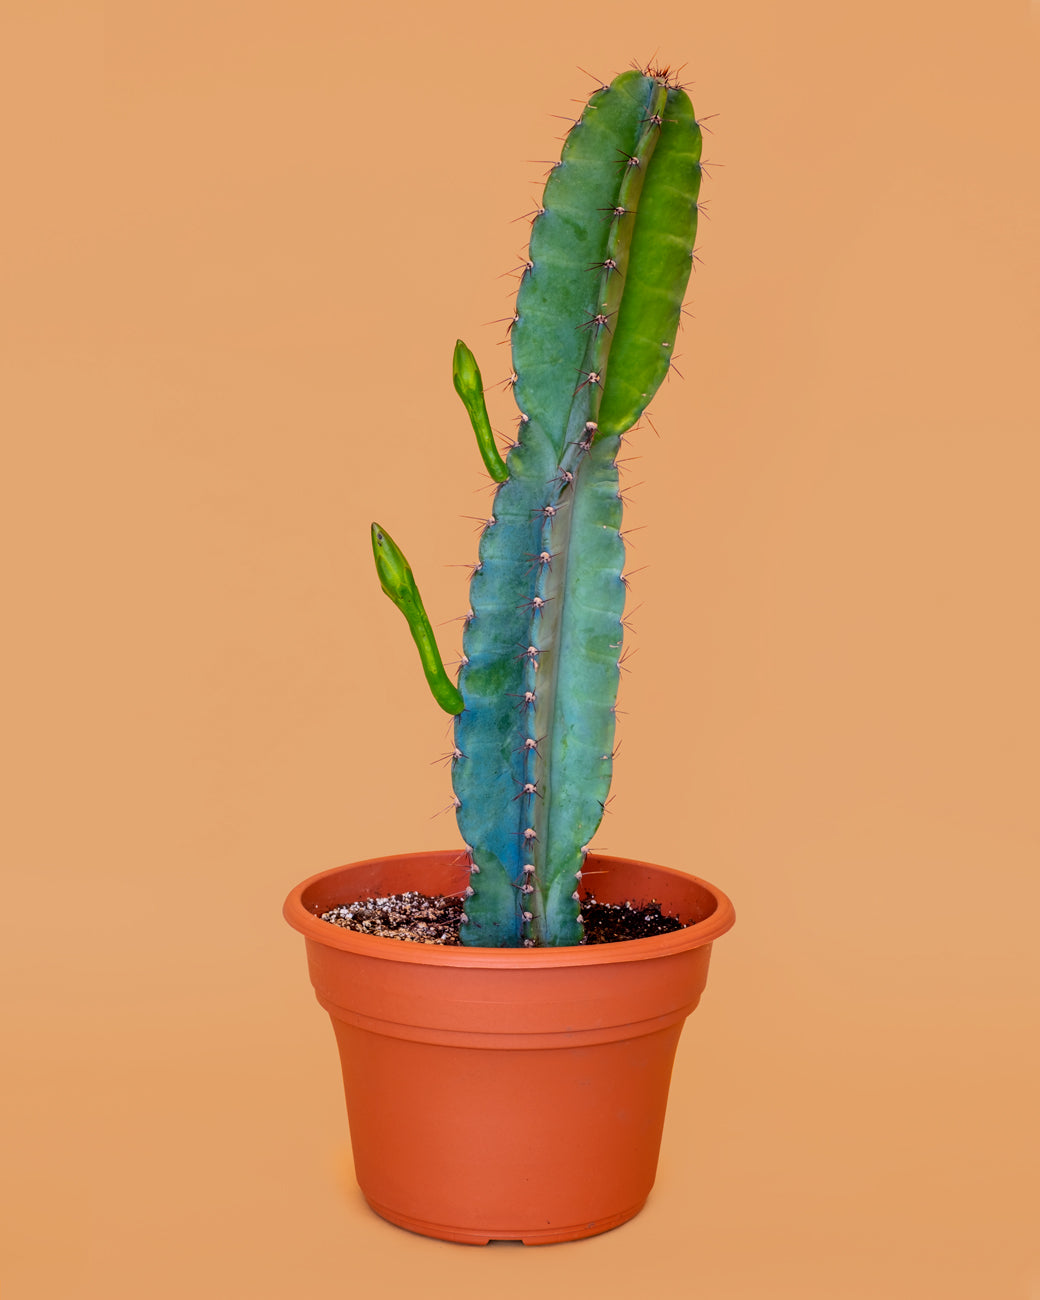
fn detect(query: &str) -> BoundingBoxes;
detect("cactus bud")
[453,339,509,483]
[370,523,464,716]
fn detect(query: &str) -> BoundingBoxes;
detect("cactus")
[371,65,703,946]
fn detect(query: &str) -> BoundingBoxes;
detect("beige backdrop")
[3,2,1038,1297]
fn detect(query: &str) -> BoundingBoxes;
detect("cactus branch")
[371,523,464,716]
[452,340,509,483]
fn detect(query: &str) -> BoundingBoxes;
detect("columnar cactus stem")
[371,66,703,946]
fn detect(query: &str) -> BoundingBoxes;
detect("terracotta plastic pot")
[283,849,735,1245]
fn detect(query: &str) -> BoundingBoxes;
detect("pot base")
[364,1195,647,1245]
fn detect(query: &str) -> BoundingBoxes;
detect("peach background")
[3,1,1038,1296]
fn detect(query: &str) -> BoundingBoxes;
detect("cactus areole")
[371,66,703,946]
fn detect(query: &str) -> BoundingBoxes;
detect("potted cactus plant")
[284,63,736,1244]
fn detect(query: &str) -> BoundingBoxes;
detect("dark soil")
[319,891,686,946]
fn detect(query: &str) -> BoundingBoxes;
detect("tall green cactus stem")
[455,68,701,945]
[372,67,702,946]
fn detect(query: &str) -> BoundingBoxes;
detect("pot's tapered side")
[333,1019,686,1243]
[284,850,735,1245]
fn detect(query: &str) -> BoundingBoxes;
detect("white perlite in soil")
[319,890,685,946]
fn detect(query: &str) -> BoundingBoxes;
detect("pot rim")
[283,849,735,969]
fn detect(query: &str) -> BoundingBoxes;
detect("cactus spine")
[372,66,702,946]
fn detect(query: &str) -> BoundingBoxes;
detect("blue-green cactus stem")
[369,66,703,945]
[453,68,703,946]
